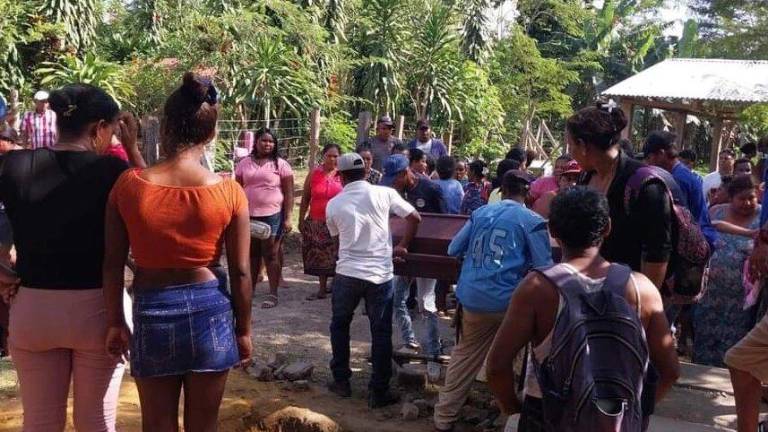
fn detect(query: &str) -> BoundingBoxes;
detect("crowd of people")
[2,74,768,432]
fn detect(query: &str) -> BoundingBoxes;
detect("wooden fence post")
[395,115,405,140]
[309,108,321,169]
[356,111,372,146]
[141,115,161,166]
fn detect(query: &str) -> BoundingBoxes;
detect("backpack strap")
[623,165,675,217]
[536,263,584,304]
[603,263,632,297]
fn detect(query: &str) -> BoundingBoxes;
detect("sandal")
[261,294,278,309]
[306,293,327,301]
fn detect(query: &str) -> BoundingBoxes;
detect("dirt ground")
[0,235,460,432]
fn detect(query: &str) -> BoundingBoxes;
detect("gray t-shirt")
[363,136,403,171]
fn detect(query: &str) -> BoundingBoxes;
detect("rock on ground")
[396,364,427,390]
[255,406,341,432]
[247,362,275,382]
[282,362,315,381]
[401,402,420,421]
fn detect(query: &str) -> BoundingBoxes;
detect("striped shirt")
[21,110,57,149]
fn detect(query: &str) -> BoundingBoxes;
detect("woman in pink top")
[299,143,342,300]
[236,128,294,309]
[529,154,573,203]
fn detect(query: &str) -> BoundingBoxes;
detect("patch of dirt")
[0,238,454,432]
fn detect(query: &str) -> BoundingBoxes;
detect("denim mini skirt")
[131,279,239,378]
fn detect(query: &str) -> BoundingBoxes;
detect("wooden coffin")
[390,213,469,283]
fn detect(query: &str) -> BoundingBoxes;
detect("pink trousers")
[9,287,126,432]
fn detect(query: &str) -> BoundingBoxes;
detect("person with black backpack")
[572,101,674,290]
[486,187,679,432]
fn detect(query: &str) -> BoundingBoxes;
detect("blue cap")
[381,154,409,187]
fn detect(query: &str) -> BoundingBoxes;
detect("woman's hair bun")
[48,90,72,113]
[594,99,628,133]
[181,72,208,106]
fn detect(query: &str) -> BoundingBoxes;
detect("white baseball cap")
[33,91,49,101]
[337,153,365,172]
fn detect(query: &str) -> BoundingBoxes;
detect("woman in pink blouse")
[299,144,342,300]
[236,128,294,308]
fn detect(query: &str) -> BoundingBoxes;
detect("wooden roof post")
[672,112,687,148]
[710,118,724,172]
[620,99,634,140]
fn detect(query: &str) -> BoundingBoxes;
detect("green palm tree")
[350,0,411,115]
[228,34,323,122]
[408,0,463,119]
[35,53,136,107]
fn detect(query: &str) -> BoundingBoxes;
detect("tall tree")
[41,0,100,52]
[692,0,768,58]
[407,0,463,119]
[461,0,490,63]
[349,0,412,115]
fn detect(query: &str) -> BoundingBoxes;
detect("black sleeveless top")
[0,149,128,289]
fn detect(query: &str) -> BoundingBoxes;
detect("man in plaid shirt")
[21,91,57,149]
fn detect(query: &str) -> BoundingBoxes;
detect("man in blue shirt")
[643,131,718,249]
[408,119,447,159]
[434,156,464,215]
[433,170,552,432]
[382,154,446,362]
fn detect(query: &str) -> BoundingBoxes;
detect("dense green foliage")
[0,0,761,160]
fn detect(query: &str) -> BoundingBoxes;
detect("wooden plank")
[541,121,563,156]
[622,97,740,120]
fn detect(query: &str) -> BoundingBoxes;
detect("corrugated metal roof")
[602,59,768,103]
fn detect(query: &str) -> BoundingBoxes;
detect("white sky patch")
[489,0,693,39]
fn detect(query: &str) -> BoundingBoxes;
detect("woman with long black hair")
[236,128,294,309]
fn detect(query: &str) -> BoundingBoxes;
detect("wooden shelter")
[602,58,768,170]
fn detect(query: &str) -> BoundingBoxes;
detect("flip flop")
[305,293,327,301]
[261,294,278,309]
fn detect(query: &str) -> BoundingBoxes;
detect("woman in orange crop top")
[103,72,252,432]
[299,143,343,301]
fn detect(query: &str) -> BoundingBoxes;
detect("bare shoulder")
[629,271,664,318]
[515,270,558,305]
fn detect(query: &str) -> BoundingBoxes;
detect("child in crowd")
[455,159,469,187]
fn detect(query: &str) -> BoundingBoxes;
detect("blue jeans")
[330,274,394,393]
[394,276,440,356]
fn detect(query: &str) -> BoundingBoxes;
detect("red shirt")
[104,143,129,162]
[309,167,342,221]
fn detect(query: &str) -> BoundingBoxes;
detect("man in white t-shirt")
[325,152,421,409]
[702,148,735,203]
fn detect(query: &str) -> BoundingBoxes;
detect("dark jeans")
[330,274,394,394]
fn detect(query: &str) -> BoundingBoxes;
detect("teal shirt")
[449,200,553,313]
